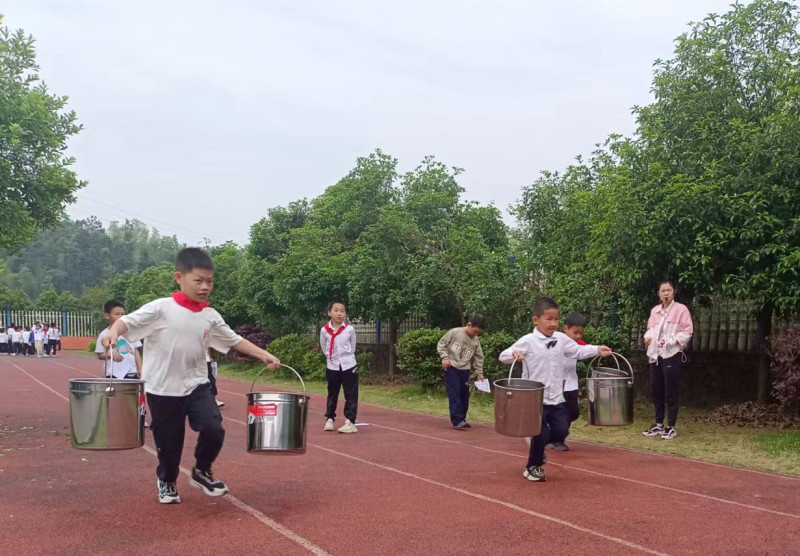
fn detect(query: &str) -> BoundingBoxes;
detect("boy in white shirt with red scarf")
[103,248,281,504]
[320,300,358,434]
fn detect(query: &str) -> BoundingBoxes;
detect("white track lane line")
[221,414,670,556]
[50,360,800,521]
[6,360,332,556]
[215,386,800,521]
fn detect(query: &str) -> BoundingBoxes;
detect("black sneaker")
[523,466,546,482]
[661,426,677,440]
[642,423,665,437]
[190,468,229,497]
[157,479,181,504]
[453,421,469,430]
[550,441,569,451]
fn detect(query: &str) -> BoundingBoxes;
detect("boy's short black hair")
[104,300,125,314]
[327,300,347,312]
[175,247,215,273]
[467,314,487,330]
[658,279,675,289]
[564,312,587,328]
[532,297,559,317]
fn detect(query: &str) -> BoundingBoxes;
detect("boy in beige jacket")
[437,314,486,429]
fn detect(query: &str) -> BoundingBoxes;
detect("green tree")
[628,0,800,402]
[0,284,32,309]
[209,242,250,327]
[0,16,84,249]
[37,287,60,310]
[349,205,426,373]
[124,263,176,311]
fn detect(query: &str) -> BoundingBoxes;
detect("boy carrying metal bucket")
[499,298,611,483]
[102,248,281,504]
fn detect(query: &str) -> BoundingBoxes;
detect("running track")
[1,354,798,556]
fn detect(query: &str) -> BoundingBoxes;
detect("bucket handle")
[507,358,526,380]
[249,364,307,395]
[586,351,634,383]
[104,348,116,396]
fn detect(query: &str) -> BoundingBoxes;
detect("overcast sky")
[4,1,735,246]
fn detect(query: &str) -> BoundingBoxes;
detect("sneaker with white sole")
[523,466,546,482]
[190,468,229,497]
[661,426,677,440]
[324,418,335,431]
[157,479,181,504]
[642,423,665,437]
[216,400,225,409]
[338,419,358,434]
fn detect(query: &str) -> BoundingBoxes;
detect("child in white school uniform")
[500,298,611,482]
[320,300,359,434]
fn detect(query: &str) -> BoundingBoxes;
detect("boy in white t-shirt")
[0,328,7,355]
[103,248,280,505]
[34,323,45,358]
[96,300,142,379]
[48,323,60,356]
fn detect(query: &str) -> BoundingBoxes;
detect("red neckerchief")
[576,339,587,346]
[171,291,210,313]
[323,321,348,358]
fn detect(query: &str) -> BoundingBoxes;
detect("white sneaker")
[323,418,335,432]
[338,420,358,434]
[216,400,225,408]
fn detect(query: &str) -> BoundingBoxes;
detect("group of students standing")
[90,245,692,504]
[437,280,693,483]
[0,323,60,357]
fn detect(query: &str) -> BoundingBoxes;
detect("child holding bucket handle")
[96,300,143,379]
[546,312,589,452]
[499,298,611,482]
[437,314,486,430]
[320,301,359,434]
[103,248,280,505]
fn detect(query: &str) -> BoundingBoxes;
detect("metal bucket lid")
[248,392,308,403]
[493,378,544,391]
[590,368,630,379]
[69,378,145,385]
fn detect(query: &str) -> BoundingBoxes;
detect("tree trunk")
[755,304,773,404]
[388,318,399,376]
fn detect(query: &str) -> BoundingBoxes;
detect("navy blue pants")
[147,383,224,482]
[651,353,681,427]
[444,367,471,425]
[527,403,569,467]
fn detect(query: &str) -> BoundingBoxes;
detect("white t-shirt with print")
[121,297,243,396]
[96,329,142,379]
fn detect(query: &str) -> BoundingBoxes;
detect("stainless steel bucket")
[247,365,309,454]
[586,352,634,426]
[494,361,544,437]
[69,377,145,450]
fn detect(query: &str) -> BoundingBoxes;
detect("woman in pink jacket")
[642,280,693,440]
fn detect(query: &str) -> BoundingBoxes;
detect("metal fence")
[310,316,427,344]
[630,300,795,353]
[4,309,97,337]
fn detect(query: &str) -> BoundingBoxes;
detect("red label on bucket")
[138,392,145,411]
[248,403,278,418]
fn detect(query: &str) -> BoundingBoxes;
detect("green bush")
[480,331,518,382]
[583,326,630,357]
[267,334,318,380]
[88,339,97,353]
[397,328,446,390]
[267,333,373,383]
[396,328,517,391]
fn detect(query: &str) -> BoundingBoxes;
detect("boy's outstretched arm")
[232,339,280,369]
